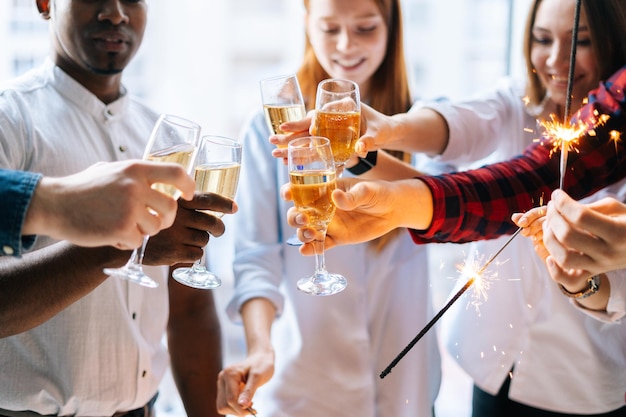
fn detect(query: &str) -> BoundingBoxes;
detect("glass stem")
[134,235,149,266]
[190,258,204,272]
[312,229,327,275]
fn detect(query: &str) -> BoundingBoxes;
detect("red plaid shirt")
[411,65,626,244]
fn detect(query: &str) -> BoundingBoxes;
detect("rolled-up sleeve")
[0,169,41,256]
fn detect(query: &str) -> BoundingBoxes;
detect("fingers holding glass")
[260,74,306,143]
[288,136,347,296]
[172,135,242,289]
[103,114,201,288]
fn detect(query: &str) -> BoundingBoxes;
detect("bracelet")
[346,151,378,175]
[558,275,601,299]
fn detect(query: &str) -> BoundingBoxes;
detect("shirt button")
[2,246,14,256]
[119,146,127,153]
[142,370,147,377]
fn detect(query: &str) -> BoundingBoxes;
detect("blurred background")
[1,0,533,415]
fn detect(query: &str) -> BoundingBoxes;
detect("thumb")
[333,181,372,211]
[237,377,259,408]
[354,136,376,156]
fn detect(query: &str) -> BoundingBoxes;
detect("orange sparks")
[609,130,622,153]
[539,114,587,157]
[457,253,504,313]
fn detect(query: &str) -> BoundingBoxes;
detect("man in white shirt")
[0,1,231,416]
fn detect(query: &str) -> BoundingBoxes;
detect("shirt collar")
[42,58,129,121]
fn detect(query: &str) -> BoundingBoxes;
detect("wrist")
[559,275,601,299]
[346,151,378,175]
[23,177,54,236]
[396,179,433,230]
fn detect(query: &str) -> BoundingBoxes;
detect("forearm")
[240,298,276,355]
[388,108,449,155]
[0,242,128,337]
[392,179,434,230]
[168,279,223,417]
[22,176,54,236]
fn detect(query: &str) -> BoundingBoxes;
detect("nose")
[545,40,569,70]
[98,0,130,25]
[336,28,355,52]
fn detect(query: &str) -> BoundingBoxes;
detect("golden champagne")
[194,163,241,218]
[263,104,306,143]
[312,110,360,165]
[147,144,195,198]
[289,170,337,229]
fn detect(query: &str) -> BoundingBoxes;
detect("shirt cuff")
[572,270,626,323]
[0,171,42,257]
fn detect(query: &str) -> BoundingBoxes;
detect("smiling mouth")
[335,58,365,69]
[549,74,583,84]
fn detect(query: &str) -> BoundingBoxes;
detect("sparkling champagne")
[289,170,337,229]
[263,104,306,141]
[312,110,360,165]
[147,143,195,198]
[194,163,241,218]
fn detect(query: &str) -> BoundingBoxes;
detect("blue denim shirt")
[0,169,42,256]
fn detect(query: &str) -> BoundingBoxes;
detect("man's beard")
[88,55,124,75]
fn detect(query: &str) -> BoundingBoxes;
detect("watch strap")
[346,151,378,175]
[558,275,601,299]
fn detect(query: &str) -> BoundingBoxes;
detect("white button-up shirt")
[0,60,169,415]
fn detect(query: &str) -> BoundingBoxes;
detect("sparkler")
[556,0,582,189]
[380,228,522,379]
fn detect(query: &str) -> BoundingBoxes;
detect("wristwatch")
[558,275,601,299]
[346,151,378,175]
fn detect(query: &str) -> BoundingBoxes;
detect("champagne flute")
[311,78,361,172]
[260,73,306,143]
[288,136,347,296]
[260,73,307,246]
[103,114,200,288]
[172,135,242,289]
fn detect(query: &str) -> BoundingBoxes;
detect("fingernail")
[303,230,314,239]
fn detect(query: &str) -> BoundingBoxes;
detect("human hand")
[216,350,275,416]
[282,177,431,255]
[144,192,237,266]
[512,205,549,261]
[25,160,196,250]
[269,111,314,164]
[352,103,397,156]
[543,190,626,278]
[513,201,590,290]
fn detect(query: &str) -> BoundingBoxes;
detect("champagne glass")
[288,136,347,296]
[104,114,200,288]
[311,78,361,172]
[260,73,306,143]
[172,135,242,289]
[260,74,308,246]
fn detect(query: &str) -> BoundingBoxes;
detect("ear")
[36,0,51,19]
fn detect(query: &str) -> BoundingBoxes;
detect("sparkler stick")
[380,228,522,379]
[559,0,582,189]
